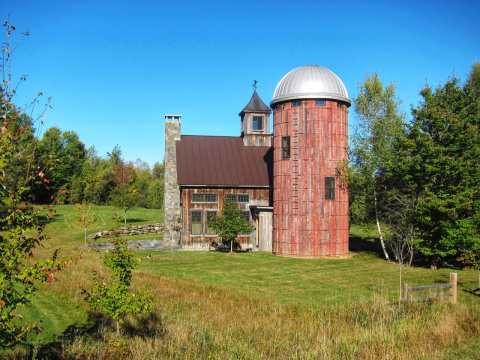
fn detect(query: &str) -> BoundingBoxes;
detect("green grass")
[19,290,88,346]
[8,205,479,359]
[12,205,163,350]
[38,205,163,253]
[137,250,478,306]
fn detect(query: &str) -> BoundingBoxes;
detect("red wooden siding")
[272,99,349,257]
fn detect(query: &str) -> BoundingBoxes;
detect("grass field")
[137,251,479,306]
[6,205,480,359]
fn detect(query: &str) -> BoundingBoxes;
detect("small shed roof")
[176,135,272,187]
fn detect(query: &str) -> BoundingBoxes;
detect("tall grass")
[6,206,479,359]
[52,275,480,359]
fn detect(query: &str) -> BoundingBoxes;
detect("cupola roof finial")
[239,82,271,116]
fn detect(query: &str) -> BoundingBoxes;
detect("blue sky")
[5,0,480,165]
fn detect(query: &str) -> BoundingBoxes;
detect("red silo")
[271,65,350,257]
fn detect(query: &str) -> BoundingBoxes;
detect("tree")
[380,185,418,300]
[85,239,152,335]
[352,73,406,261]
[74,202,97,245]
[210,199,254,253]
[111,162,139,225]
[0,19,61,349]
[36,127,86,203]
[390,65,480,266]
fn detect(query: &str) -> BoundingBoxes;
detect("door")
[258,211,272,252]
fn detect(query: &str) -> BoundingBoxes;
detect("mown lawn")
[8,205,479,359]
[137,251,478,306]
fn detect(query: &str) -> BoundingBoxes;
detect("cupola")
[239,83,272,147]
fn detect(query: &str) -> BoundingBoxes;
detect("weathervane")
[253,80,258,91]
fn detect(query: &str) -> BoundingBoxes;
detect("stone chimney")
[163,114,182,247]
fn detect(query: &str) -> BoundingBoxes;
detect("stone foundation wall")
[90,223,165,239]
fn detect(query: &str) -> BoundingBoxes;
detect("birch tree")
[352,74,405,261]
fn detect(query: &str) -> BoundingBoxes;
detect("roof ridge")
[181,134,241,138]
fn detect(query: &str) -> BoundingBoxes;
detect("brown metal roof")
[176,135,272,187]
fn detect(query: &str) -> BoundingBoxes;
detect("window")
[237,194,249,203]
[191,193,217,203]
[240,211,251,234]
[316,99,326,107]
[190,210,203,235]
[325,177,335,200]
[282,136,290,160]
[206,210,217,235]
[225,194,249,203]
[292,100,301,107]
[225,194,236,202]
[252,116,264,131]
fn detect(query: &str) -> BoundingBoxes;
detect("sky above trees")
[4,0,479,165]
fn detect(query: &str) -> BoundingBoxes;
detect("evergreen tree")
[386,64,480,266]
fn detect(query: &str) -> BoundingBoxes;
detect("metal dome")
[271,65,350,106]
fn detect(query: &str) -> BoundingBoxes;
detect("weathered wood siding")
[272,99,349,257]
[180,187,270,249]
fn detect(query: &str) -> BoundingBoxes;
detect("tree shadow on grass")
[31,312,165,359]
[349,234,383,258]
[119,218,149,224]
[36,213,62,225]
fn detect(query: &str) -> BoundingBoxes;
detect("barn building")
[164,65,350,257]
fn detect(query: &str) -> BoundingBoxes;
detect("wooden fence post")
[449,272,457,304]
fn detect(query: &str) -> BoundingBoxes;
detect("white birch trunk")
[374,188,390,261]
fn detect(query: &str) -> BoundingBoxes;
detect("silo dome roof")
[271,65,350,106]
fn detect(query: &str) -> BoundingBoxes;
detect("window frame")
[191,193,218,204]
[190,210,203,235]
[237,194,249,203]
[252,115,264,131]
[205,210,218,236]
[325,176,335,200]
[281,136,291,160]
[225,193,249,203]
[239,210,252,235]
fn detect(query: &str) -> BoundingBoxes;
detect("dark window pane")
[325,177,335,200]
[225,194,249,203]
[206,211,217,235]
[292,100,301,107]
[252,116,264,131]
[240,211,251,234]
[282,136,290,160]
[316,99,326,107]
[237,194,249,203]
[192,193,217,203]
[191,210,203,234]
